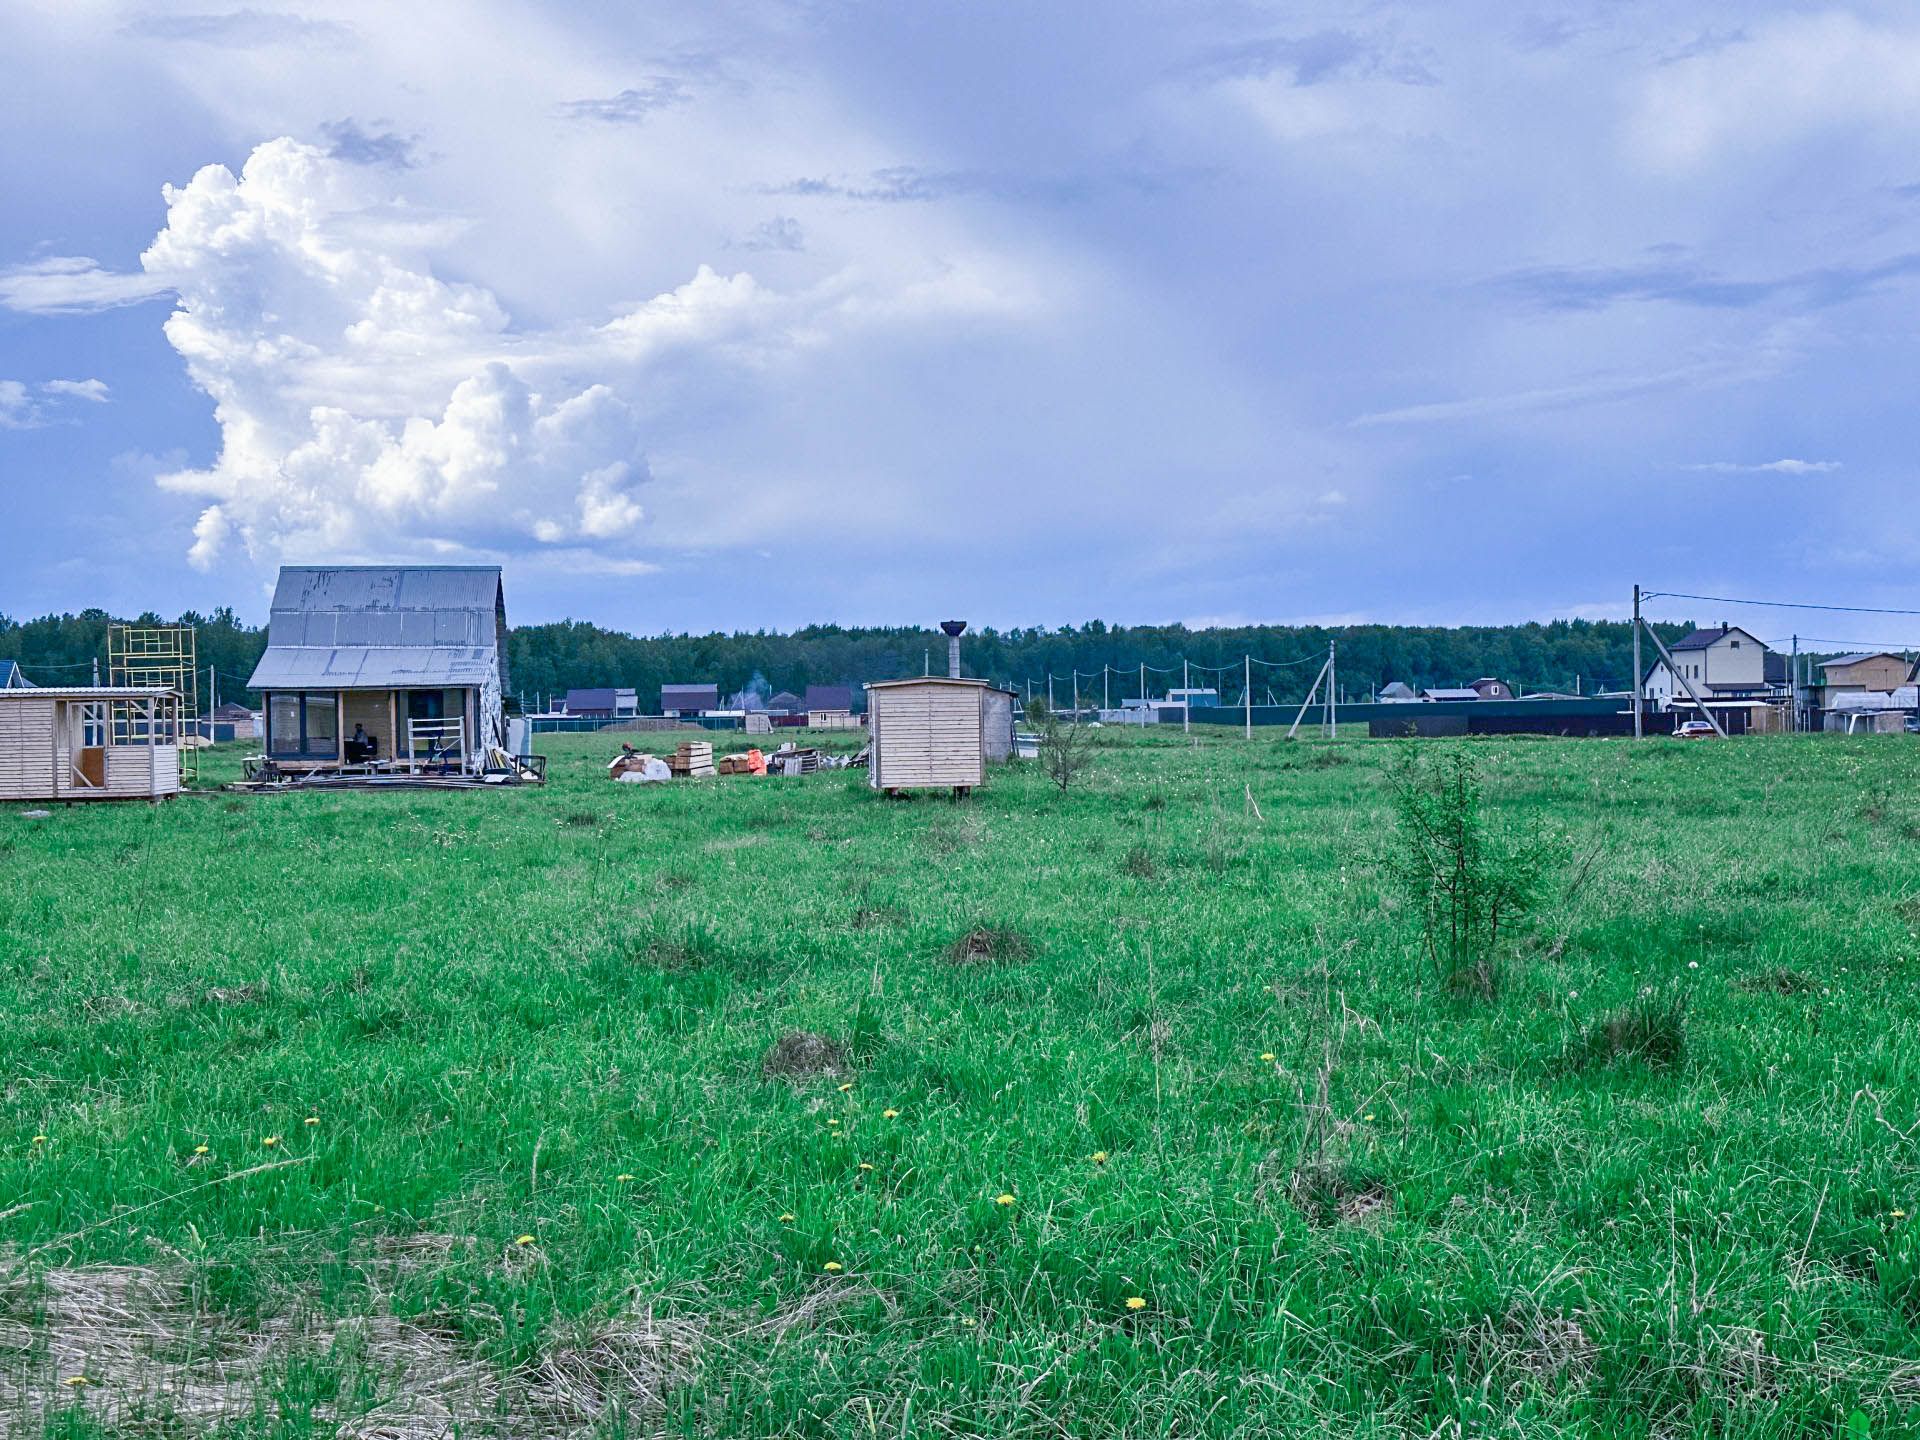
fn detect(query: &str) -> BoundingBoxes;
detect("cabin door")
[61,700,106,791]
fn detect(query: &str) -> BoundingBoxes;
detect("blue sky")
[2,2,1918,643]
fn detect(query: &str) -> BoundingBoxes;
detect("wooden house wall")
[0,697,56,800]
[870,683,984,790]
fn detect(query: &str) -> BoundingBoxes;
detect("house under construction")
[244,565,540,786]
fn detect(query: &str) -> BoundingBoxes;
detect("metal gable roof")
[249,565,505,692]
[249,646,497,690]
[265,566,503,649]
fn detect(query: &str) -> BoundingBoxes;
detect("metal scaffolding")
[108,623,199,780]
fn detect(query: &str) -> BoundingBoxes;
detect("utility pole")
[1139,662,1147,713]
[1791,634,1799,732]
[1631,584,1643,739]
[1103,665,1109,710]
[1182,658,1190,735]
[1047,673,1054,711]
[1244,655,1252,739]
[1072,670,1079,716]
[1326,641,1337,738]
[92,656,100,686]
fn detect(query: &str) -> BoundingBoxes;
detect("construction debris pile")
[606,740,867,784]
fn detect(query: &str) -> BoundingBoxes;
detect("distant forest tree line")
[0,607,1707,710]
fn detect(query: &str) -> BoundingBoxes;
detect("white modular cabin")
[0,686,183,802]
[866,677,996,795]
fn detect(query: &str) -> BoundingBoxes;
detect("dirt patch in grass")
[1122,847,1158,880]
[944,927,1034,966]
[850,905,906,931]
[558,811,603,828]
[200,983,265,1008]
[760,1030,848,1080]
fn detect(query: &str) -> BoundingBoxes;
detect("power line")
[1645,589,1920,617]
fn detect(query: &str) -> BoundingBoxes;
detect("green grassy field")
[4,728,1920,1437]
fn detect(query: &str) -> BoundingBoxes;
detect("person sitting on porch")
[346,723,379,763]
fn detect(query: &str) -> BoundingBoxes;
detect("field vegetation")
[3,727,1919,1436]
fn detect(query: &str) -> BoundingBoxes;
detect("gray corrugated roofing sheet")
[249,565,505,691]
[265,566,503,649]
[250,645,496,690]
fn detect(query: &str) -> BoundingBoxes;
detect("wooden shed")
[0,685,183,802]
[866,677,994,795]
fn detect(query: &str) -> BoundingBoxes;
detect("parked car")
[1673,719,1716,739]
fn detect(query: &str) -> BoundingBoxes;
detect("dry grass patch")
[944,927,1034,966]
[0,1248,702,1439]
[760,1030,848,1081]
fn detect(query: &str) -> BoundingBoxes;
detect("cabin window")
[268,692,339,759]
[1730,639,1740,649]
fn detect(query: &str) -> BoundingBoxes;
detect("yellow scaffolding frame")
[108,623,199,780]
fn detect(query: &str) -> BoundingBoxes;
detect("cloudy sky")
[2,2,1917,640]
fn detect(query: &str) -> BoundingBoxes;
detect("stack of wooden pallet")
[669,740,716,777]
[770,744,822,776]
[716,752,756,775]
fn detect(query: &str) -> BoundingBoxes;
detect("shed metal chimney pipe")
[939,620,967,678]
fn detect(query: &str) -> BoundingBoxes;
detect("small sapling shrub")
[1383,746,1561,997]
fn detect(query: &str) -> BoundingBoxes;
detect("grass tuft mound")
[1566,989,1688,1069]
[1737,966,1816,995]
[760,1030,848,1080]
[1283,1160,1390,1228]
[945,927,1034,966]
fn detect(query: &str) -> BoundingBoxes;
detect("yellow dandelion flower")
[1091,1151,1109,1164]
[838,1082,854,1093]
[1363,1113,1375,1122]
[858,1162,875,1171]
[883,1109,900,1119]
[823,1260,843,1273]
[827,1118,840,1126]
[995,1193,1016,1207]
[1125,1296,1147,1311]
[262,1136,279,1147]
[514,1234,535,1246]
[1894,1209,1909,1220]
[1260,1053,1276,1063]
[61,1375,88,1387]
[31,1135,47,1145]
[616,1173,635,1183]
[304,1116,320,1126]
[961,1316,977,1326]
[193,1144,209,1155]
[779,1213,796,1223]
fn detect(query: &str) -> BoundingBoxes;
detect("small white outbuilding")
[0,686,183,802]
[866,677,996,796]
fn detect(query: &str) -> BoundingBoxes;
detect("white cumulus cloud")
[90,137,757,570]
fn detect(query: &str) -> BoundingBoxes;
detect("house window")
[1730,640,1740,649]
[267,692,338,759]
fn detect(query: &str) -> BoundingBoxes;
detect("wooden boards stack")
[669,740,716,777]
